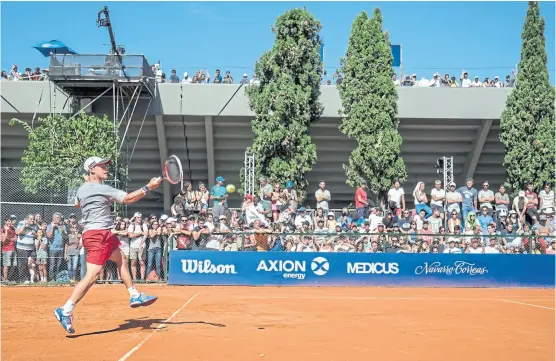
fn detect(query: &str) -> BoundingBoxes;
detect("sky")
[1,1,555,83]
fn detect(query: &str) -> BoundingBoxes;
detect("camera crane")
[97,6,125,56]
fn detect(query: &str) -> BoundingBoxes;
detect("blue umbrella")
[32,40,77,57]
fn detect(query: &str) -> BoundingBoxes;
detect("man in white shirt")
[181,72,193,83]
[367,208,383,232]
[478,181,495,215]
[430,180,445,218]
[294,207,313,229]
[484,238,501,254]
[467,238,484,254]
[387,181,405,217]
[429,73,441,87]
[443,238,462,253]
[539,183,555,211]
[471,76,482,87]
[392,74,400,86]
[127,213,148,280]
[446,182,462,216]
[315,181,331,214]
[492,76,502,88]
[460,71,472,88]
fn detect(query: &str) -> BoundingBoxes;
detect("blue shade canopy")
[32,40,77,57]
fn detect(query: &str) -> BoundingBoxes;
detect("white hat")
[219,215,227,220]
[83,156,111,171]
[160,214,168,221]
[183,72,188,77]
[243,73,248,77]
[449,181,456,186]
[132,212,142,220]
[166,217,176,223]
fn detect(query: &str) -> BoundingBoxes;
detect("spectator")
[430,72,441,87]
[240,73,249,85]
[65,225,81,283]
[213,69,222,83]
[1,215,17,282]
[512,190,528,221]
[428,208,443,234]
[128,213,148,281]
[445,182,462,216]
[15,214,37,283]
[22,68,32,80]
[195,182,210,215]
[504,71,517,87]
[471,76,482,87]
[160,73,166,83]
[34,229,48,282]
[413,182,432,218]
[417,76,430,87]
[447,210,461,233]
[31,67,42,80]
[524,181,539,225]
[492,76,502,88]
[223,70,233,84]
[211,176,228,222]
[182,72,193,83]
[478,181,495,216]
[443,238,462,253]
[449,76,459,87]
[355,181,369,221]
[1,71,8,80]
[495,185,510,220]
[466,238,484,254]
[295,207,313,229]
[10,65,21,80]
[315,180,331,215]
[147,221,163,279]
[478,206,494,234]
[388,180,405,217]
[546,239,556,255]
[169,69,179,83]
[460,71,471,88]
[539,183,555,211]
[392,74,400,86]
[243,194,266,226]
[46,212,67,281]
[283,181,298,210]
[442,74,450,87]
[457,178,478,228]
[507,210,523,231]
[430,180,445,218]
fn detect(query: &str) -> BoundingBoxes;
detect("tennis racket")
[160,155,183,185]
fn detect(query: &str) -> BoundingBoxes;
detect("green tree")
[500,1,555,193]
[242,8,323,201]
[337,9,406,197]
[10,113,122,196]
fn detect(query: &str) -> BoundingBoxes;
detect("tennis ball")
[226,184,236,193]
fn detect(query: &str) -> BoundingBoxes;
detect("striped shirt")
[16,221,37,251]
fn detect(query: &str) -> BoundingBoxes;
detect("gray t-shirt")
[76,182,127,233]
[495,192,509,211]
[478,189,494,209]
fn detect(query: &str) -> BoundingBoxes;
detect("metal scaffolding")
[244,152,255,196]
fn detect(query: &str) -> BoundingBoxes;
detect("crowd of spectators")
[2,176,555,284]
[391,70,517,88]
[1,64,47,81]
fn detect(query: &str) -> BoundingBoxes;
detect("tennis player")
[55,156,162,334]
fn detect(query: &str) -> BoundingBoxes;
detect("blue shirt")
[457,186,477,208]
[47,224,66,251]
[477,214,493,234]
[210,185,227,207]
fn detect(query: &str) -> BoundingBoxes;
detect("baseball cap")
[160,214,168,221]
[449,182,456,187]
[132,212,142,220]
[83,156,112,171]
[9,214,16,219]
[298,206,306,212]
[69,213,76,218]
[216,176,225,182]
[244,194,253,201]
[219,215,227,220]
[166,217,176,223]
[286,181,293,188]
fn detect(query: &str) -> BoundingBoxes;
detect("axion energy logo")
[257,257,330,279]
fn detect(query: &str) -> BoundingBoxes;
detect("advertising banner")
[168,251,555,288]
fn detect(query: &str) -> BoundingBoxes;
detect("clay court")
[1,285,554,361]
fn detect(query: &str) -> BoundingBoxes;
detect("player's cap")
[84,156,112,171]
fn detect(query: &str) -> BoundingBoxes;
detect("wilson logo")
[181,259,237,274]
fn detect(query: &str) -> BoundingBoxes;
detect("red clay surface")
[2,285,554,361]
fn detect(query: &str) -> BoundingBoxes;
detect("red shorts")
[83,229,121,266]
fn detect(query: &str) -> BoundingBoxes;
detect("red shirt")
[525,190,538,209]
[355,187,367,209]
[1,226,16,252]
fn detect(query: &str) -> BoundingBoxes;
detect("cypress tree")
[242,8,323,200]
[500,1,555,192]
[337,9,406,197]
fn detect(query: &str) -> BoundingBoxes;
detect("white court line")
[231,296,495,301]
[117,293,199,361]
[502,299,556,311]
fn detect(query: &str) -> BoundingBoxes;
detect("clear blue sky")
[2,1,554,83]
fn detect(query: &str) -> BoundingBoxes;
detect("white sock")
[29,268,35,282]
[128,286,140,298]
[62,300,75,316]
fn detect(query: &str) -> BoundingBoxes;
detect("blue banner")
[319,42,324,63]
[168,252,555,288]
[391,45,401,67]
